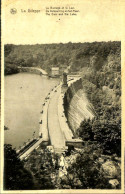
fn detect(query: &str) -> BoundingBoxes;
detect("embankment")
[18,67,47,75]
[64,78,95,134]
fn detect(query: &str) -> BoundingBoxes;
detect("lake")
[4,73,60,149]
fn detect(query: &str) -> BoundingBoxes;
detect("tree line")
[4,41,120,74]
[77,49,121,157]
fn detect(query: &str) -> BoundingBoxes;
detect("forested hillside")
[62,41,121,189]
[77,47,121,157]
[4,41,120,75]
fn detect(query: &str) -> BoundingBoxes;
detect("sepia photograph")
[1,0,125,193]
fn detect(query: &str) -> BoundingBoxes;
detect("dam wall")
[64,78,95,134]
[65,78,83,103]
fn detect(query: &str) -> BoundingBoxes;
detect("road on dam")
[48,86,66,149]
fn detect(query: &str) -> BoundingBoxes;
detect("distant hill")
[4,41,120,75]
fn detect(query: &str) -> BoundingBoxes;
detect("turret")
[61,72,68,93]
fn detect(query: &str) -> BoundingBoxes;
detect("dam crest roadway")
[19,71,83,160]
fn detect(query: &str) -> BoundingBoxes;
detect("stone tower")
[61,72,68,93]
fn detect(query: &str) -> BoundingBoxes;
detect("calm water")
[4,73,59,149]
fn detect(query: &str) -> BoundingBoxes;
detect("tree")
[92,120,121,156]
[4,44,14,57]
[4,64,19,75]
[4,144,34,190]
[59,145,112,189]
[77,119,94,141]
[24,148,58,189]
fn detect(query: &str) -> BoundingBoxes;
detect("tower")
[61,72,68,93]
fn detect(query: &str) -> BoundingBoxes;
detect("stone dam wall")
[64,78,95,134]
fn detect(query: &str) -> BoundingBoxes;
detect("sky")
[3,0,125,44]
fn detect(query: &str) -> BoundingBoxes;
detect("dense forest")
[4,41,120,74]
[4,41,121,189]
[77,46,121,157]
[4,142,121,190]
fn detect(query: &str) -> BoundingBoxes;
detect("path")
[18,67,48,75]
[48,86,66,149]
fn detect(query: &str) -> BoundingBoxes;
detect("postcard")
[1,0,125,193]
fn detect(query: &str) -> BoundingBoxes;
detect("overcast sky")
[3,0,124,44]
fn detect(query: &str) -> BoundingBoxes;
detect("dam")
[64,78,95,133]
[5,69,95,159]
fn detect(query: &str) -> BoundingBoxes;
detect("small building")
[51,67,60,77]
